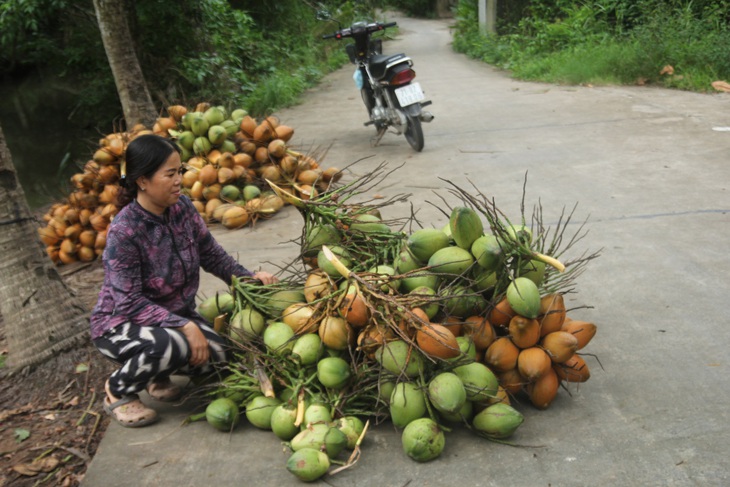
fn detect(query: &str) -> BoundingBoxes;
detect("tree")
[92,0,157,128]
[0,123,88,372]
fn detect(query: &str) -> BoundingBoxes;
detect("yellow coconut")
[484,337,520,372]
[282,302,318,334]
[517,347,552,382]
[319,315,353,350]
[508,315,541,349]
[553,354,590,383]
[538,293,567,337]
[560,320,597,350]
[541,331,579,363]
[221,206,250,229]
[462,315,495,351]
[527,367,559,409]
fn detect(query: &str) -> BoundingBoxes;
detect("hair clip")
[120,160,126,180]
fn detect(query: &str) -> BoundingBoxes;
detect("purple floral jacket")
[89,196,252,340]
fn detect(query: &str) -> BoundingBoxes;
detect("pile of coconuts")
[37,102,341,266]
[193,173,600,482]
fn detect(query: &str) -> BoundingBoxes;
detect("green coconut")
[401,418,445,462]
[407,228,451,262]
[428,246,475,276]
[395,246,423,274]
[506,277,541,319]
[286,448,330,482]
[264,289,306,319]
[193,136,212,156]
[245,396,281,430]
[203,106,226,126]
[270,403,300,440]
[375,340,424,378]
[263,321,295,354]
[471,234,503,272]
[389,382,427,428]
[302,403,332,426]
[205,397,240,432]
[368,264,399,292]
[177,130,195,150]
[408,285,439,319]
[316,357,351,389]
[440,285,487,318]
[427,372,467,414]
[349,213,390,233]
[197,292,234,322]
[439,398,474,424]
[242,184,261,201]
[207,125,227,145]
[472,402,524,439]
[335,416,365,449]
[219,184,241,202]
[189,112,209,136]
[291,423,348,458]
[399,271,440,294]
[453,362,499,402]
[228,307,265,339]
[292,333,323,366]
[303,224,341,258]
[317,245,352,278]
[220,139,237,154]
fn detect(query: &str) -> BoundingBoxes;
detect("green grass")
[451,1,730,93]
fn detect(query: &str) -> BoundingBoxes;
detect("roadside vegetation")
[449,0,730,91]
[0,0,375,122]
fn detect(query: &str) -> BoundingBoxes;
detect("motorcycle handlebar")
[322,21,398,40]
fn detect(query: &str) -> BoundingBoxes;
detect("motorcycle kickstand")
[370,126,388,147]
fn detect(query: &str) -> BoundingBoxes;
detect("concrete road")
[83,12,730,487]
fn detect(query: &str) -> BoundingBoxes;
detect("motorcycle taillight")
[390,69,416,86]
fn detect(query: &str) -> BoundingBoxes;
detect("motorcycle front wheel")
[404,114,424,152]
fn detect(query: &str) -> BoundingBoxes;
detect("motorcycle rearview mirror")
[315,8,342,29]
[315,9,331,21]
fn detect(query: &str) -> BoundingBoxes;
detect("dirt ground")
[0,261,113,487]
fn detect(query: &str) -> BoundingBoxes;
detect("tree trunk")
[92,0,158,129]
[0,124,88,372]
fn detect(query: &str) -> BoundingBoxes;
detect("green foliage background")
[0,0,374,121]
[450,0,730,91]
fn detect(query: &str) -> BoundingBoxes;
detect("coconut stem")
[321,245,353,279]
[266,179,305,208]
[532,251,565,273]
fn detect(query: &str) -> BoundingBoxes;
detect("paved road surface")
[83,12,730,487]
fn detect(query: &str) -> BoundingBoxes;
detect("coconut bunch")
[37,125,152,265]
[168,102,343,226]
[191,169,600,481]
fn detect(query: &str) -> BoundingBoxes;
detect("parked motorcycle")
[320,13,433,152]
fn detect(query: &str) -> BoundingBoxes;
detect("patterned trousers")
[93,321,227,398]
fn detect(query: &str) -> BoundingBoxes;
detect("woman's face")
[136,151,183,215]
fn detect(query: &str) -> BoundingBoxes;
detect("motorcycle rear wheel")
[404,114,424,152]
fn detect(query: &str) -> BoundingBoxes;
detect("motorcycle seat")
[368,53,410,80]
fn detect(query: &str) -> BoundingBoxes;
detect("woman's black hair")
[117,134,181,207]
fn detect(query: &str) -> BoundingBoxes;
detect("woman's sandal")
[103,395,158,428]
[146,378,183,402]
[104,381,158,428]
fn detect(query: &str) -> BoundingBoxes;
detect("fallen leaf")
[67,396,80,407]
[711,80,730,92]
[14,428,30,443]
[12,456,60,476]
[636,77,648,86]
[75,363,89,373]
[372,194,384,199]
[44,413,57,421]
[660,65,674,75]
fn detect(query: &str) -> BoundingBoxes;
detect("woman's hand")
[181,321,209,367]
[253,271,279,285]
